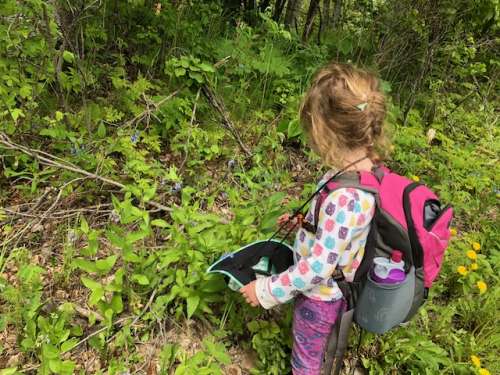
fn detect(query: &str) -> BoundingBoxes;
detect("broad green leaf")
[73,258,98,273]
[80,217,89,234]
[59,360,76,375]
[104,308,114,325]
[0,369,18,375]
[81,277,101,290]
[132,274,149,285]
[200,277,226,293]
[97,122,106,138]
[186,294,200,318]
[122,248,141,263]
[241,216,254,225]
[110,294,123,313]
[88,287,105,305]
[287,118,301,138]
[189,71,203,83]
[19,85,31,98]
[174,67,186,77]
[11,108,24,121]
[81,277,104,305]
[126,229,149,243]
[95,255,118,273]
[49,359,62,373]
[60,338,78,353]
[151,219,168,228]
[199,63,215,72]
[62,50,75,63]
[42,343,60,359]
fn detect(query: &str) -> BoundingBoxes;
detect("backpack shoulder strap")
[312,166,386,231]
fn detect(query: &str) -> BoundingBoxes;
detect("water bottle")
[371,250,406,284]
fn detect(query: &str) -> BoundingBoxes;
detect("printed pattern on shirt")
[265,179,375,304]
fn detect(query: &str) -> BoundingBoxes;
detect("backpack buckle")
[372,165,386,182]
[332,269,345,281]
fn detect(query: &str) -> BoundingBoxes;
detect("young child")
[240,62,387,375]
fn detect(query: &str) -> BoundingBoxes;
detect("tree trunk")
[316,4,322,44]
[322,0,331,30]
[284,0,302,31]
[272,0,287,21]
[222,0,242,17]
[302,0,320,42]
[332,0,342,29]
[259,0,271,12]
[319,0,331,40]
[246,0,256,11]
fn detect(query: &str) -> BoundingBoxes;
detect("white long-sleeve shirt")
[256,171,375,309]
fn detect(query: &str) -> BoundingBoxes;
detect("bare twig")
[0,177,86,249]
[201,84,252,157]
[0,133,173,213]
[74,304,104,322]
[2,203,113,225]
[124,89,180,128]
[71,316,133,350]
[180,87,201,170]
[106,287,158,344]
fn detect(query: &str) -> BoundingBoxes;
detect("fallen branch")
[180,87,202,171]
[201,84,252,157]
[0,133,173,213]
[3,203,113,221]
[106,287,158,344]
[123,89,180,127]
[70,316,133,351]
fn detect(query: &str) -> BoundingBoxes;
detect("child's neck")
[342,149,374,172]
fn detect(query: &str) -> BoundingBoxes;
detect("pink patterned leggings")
[291,295,345,375]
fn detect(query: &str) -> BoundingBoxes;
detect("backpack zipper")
[402,182,423,268]
[427,204,452,232]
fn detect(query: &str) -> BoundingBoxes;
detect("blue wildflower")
[131,131,140,143]
[171,182,183,193]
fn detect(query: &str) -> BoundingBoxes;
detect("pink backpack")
[313,165,453,374]
[313,165,453,316]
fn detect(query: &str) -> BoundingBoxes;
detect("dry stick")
[70,316,133,351]
[26,188,53,214]
[180,87,202,171]
[0,177,86,249]
[124,89,180,127]
[3,207,113,220]
[0,133,173,213]
[201,84,252,157]
[105,287,158,344]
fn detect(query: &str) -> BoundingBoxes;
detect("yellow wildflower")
[470,263,478,271]
[466,250,478,260]
[470,355,481,368]
[450,227,457,236]
[478,369,490,375]
[457,266,468,276]
[472,242,481,251]
[411,175,420,182]
[476,281,487,294]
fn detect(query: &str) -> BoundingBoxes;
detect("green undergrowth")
[0,1,498,374]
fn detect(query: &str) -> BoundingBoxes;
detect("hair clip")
[355,102,368,111]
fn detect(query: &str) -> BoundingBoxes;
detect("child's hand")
[240,280,260,307]
[277,213,299,231]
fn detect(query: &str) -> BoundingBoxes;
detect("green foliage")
[247,317,292,374]
[0,1,498,374]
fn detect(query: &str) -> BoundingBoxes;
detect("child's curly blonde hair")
[300,62,389,168]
